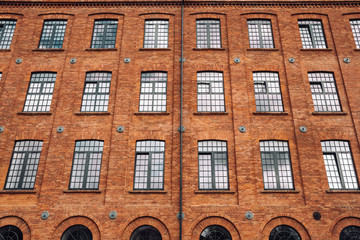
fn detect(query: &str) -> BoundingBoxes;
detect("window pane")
[350,19,360,49]
[0,20,16,49]
[196,19,221,48]
[38,20,67,49]
[139,72,167,112]
[298,20,327,49]
[197,72,225,112]
[144,20,169,48]
[91,20,118,48]
[247,19,274,48]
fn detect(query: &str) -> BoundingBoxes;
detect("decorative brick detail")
[122,216,171,239]
[331,216,360,240]
[0,216,31,240]
[52,216,101,240]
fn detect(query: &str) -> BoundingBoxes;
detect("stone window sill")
[193,48,225,51]
[85,48,117,51]
[63,189,102,193]
[33,48,65,52]
[247,48,279,51]
[128,190,167,194]
[261,189,300,193]
[300,48,332,51]
[253,112,288,115]
[354,49,360,51]
[195,190,235,194]
[17,112,52,116]
[0,190,36,194]
[134,112,170,116]
[194,112,229,116]
[326,189,360,193]
[139,48,171,51]
[312,112,347,116]
[0,49,11,52]
[74,112,111,116]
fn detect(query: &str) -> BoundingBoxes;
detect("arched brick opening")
[261,216,311,240]
[191,216,241,240]
[0,216,31,240]
[122,216,171,240]
[331,216,360,240]
[52,215,101,240]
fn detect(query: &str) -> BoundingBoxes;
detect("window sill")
[194,112,229,116]
[193,48,225,51]
[326,189,360,193]
[134,112,170,116]
[247,48,279,51]
[0,190,36,194]
[128,190,167,194]
[74,112,111,116]
[85,48,117,51]
[17,112,52,116]
[312,112,347,116]
[195,190,235,194]
[139,48,171,51]
[300,48,332,51]
[63,189,102,193]
[0,49,11,52]
[261,189,300,193]
[354,49,360,51]
[253,112,288,115]
[33,48,65,52]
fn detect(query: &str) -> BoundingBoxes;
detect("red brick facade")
[0,0,360,239]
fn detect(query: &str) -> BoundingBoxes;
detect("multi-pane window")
[4,140,43,190]
[91,19,118,48]
[196,19,221,48]
[23,72,57,112]
[308,72,341,112]
[134,140,165,190]
[198,140,229,190]
[247,19,274,48]
[253,72,283,112]
[350,19,360,49]
[298,20,327,49]
[69,140,104,190]
[321,140,358,190]
[260,141,294,190]
[197,72,225,112]
[0,20,16,49]
[144,20,169,48]
[81,72,111,112]
[38,20,67,49]
[139,72,167,112]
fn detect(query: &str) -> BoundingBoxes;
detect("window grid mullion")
[0,25,6,44]
[211,152,216,189]
[335,152,346,189]
[82,152,90,189]
[154,24,159,48]
[309,25,316,48]
[102,23,108,48]
[147,153,152,189]
[18,152,29,189]
[49,24,57,48]
[257,23,264,48]
[273,152,281,189]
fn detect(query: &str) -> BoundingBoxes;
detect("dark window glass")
[5,140,43,190]
[130,225,162,240]
[200,225,232,240]
[247,19,274,48]
[196,19,221,48]
[298,20,327,49]
[80,72,112,112]
[91,20,118,48]
[0,225,23,240]
[260,141,294,190]
[69,140,104,190]
[198,141,229,190]
[0,20,16,49]
[23,72,57,112]
[38,20,67,49]
[269,225,301,240]
[134,140,165,190]
[321,141,358,190]
[197,72,225,112]
[340,226,360,240]
[61,225,93,240]
[350,19,360,49]
[139,72,167,112]
[144,20,169,48]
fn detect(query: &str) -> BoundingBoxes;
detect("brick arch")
[331,216,360,240]
[52,216,101,240]
[0,216,31,240]
[191,216,241,240]
[261,216,311,240]
[122,216,171,240]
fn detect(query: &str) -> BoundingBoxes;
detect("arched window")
[130,225,162,240]
[340,225,360,240]
[61,225,92,240]
[0,225,23,240]
[200,225,232,240]
[269,225,301,240]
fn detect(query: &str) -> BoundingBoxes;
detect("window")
[298,20,327,49]
[69,140,104,190]
[61,225,93,240]
[196,19,221,48]
[200,225,232,240]
[198,140,229,190]
[0,72,2,81]
[23,72,56,112]
[91,19,118,48]
[321,140,358,190]
[308,72,341,112]
[4,140,43,190]
[247,19,274,48]
[340,226,360,240]
[350,19,360,49]
[0,20,16,49]
[269,225,301,240]
[139,72,167,112]
[80,72,111,112]
[130,225,162,240]
[0,225,23,240]
[260,141,294,190]
[144,20,169,48]
[134,140,165,190]
[253,72,283,112]
[197,72,225,112]
[38,20,67,49]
